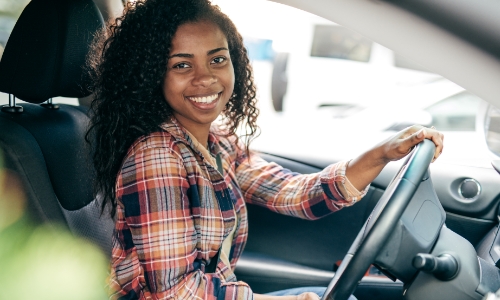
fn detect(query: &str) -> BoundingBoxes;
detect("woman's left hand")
[378,125,444,163]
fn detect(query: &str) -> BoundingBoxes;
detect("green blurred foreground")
[0,154,109,300]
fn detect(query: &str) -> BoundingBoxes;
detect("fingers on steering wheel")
[411,128,426,144]
[404,126,444,162]
[420,126,444,162]
[399,127,423,156]
[429,129,444,162]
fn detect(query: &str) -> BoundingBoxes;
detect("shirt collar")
[160,116,222,156]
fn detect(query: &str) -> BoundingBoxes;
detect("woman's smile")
[186,92,222,109]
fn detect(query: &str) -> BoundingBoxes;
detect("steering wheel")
[322,139,436,300]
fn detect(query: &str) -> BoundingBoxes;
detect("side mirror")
[479,102,500,157]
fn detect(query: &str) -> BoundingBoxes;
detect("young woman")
[87,0,444,299]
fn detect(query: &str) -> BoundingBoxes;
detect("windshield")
[212,0,499,164]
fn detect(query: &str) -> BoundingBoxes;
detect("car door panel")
[235,153,386,294]
[373,161,500,246]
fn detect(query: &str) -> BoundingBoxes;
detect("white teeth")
[188,93,218,103]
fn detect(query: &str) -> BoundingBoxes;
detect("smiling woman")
[0,0,499,299]
[85,0,443,299]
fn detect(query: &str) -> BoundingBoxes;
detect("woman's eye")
[211,56,226,64]
[173,63,190,69]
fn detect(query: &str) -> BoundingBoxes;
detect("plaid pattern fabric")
[109,117,368,299]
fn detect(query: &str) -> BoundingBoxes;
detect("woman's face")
[163,21,235,136]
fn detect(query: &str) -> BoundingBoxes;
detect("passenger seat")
[0,0,114,255]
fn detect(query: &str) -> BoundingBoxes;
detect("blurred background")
[210,0,493,163]
[0,0,497,159]
[213,0,480,130]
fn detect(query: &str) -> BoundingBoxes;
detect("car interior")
[1,0,500,299]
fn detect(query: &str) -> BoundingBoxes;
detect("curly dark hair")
[86,0,259,217]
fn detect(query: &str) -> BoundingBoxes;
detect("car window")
[213,0,500,163]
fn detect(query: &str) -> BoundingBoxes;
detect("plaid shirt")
[109,117,367,300]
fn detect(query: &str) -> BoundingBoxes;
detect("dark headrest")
[0,0,104,103]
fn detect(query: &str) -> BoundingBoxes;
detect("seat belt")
[205,153,224,274]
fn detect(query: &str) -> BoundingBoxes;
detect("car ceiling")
[272,0,500,110]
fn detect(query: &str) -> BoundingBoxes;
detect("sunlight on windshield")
[212,0,497,163]
[213,0,465,116]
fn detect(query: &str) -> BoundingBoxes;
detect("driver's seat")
[0,0,114,255]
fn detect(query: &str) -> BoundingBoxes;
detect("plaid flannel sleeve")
[236,152,369,220]
[109,146,253,300]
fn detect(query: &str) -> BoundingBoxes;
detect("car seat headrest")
[0,0,104,104]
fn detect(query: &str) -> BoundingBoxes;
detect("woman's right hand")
[345,125,444,192]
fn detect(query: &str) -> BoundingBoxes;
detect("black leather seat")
[0,0,114,255]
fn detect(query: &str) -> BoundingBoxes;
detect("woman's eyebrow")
[169,47,228,59]
[207,47,228,55]
[169,53,193,59]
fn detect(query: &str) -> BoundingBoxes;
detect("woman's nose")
[192,65,217,87]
